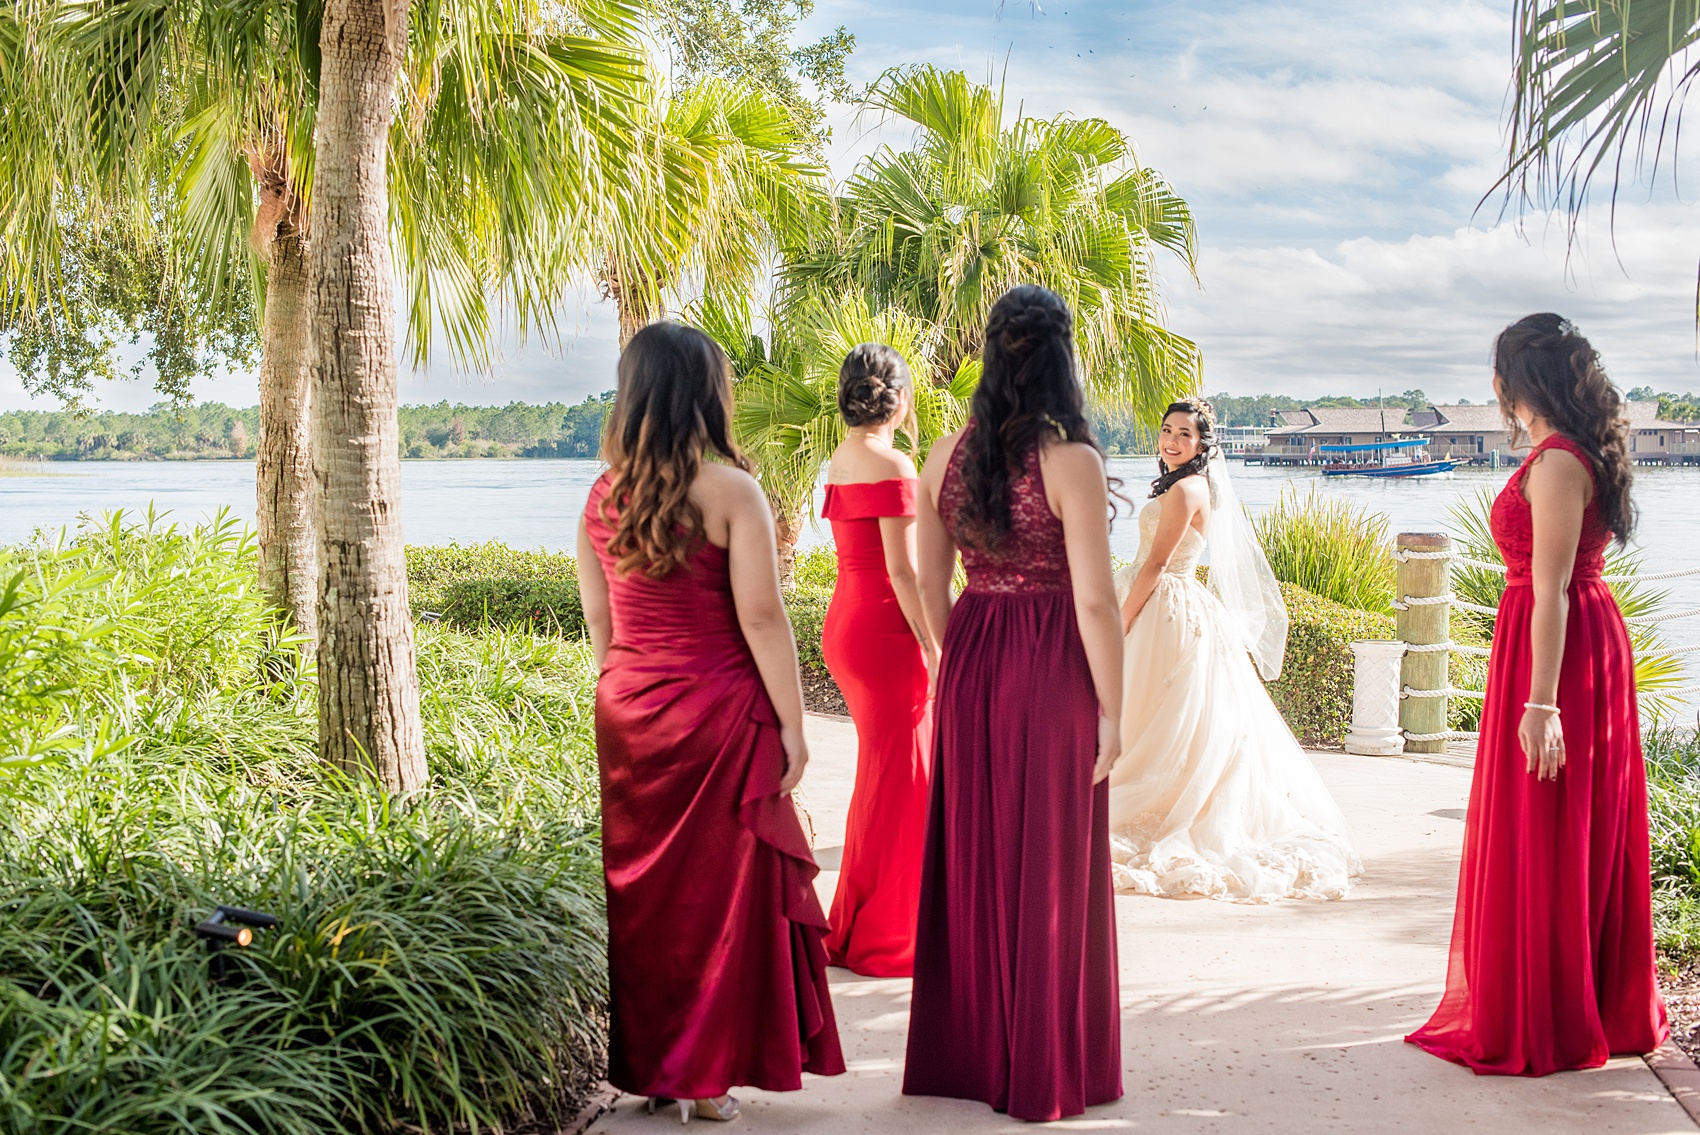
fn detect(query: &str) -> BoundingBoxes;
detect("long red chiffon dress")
[902,431,1122,1122]
[820,478,932,977]
[1406,433,1668,1075]
[585,474,846,1099]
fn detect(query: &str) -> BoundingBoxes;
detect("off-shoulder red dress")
[1406,434,1667,1075]
[902,433,1122,1122]
[585,474,845,1099]
[820,478,932,977]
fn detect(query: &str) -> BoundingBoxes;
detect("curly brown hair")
[600,322,749,577]
[957,285,1107,551]
[1493,313,1636,545]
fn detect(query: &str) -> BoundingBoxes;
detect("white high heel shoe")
[652,1095,738,1124]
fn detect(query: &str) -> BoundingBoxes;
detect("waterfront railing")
[1344,532,1700,758]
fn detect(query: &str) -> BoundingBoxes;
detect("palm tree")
[601,76,828,345]
[785,65,1202,418]
[1,0,646,647]
[1501,1,1700,307]
[697,288,971,581]
[2,0,648,790]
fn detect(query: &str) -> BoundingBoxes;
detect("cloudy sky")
[8,0,1700,412]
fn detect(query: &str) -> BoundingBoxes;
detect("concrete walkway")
[591,716,1693,1133]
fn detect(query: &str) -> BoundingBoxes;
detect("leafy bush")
[1267,582,1396,747]
[1253,486,1395,615]
[407,542,584,636]
[1645,728,1700,958]
[0,514,608,1133]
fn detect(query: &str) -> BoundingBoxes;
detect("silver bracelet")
[1524,701,1561,714]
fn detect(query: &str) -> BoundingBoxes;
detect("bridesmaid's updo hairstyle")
[1493,313,1635,544]
[838,344,911,427]
[1149,398,1218,498]
[600,321,750,578]
[957,285,1105,551]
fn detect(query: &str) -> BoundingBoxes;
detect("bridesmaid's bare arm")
[577,512,612,668]
[1522,446,1590,781]
[881,514,938,657]
[916,433,962,650]
[1119,476,1208,634]
[719,467,811,793]
[1043,442,1124,784]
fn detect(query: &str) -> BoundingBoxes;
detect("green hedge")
[408,543,584,636]
[1267,582,1396,747]
[405,543,850,713]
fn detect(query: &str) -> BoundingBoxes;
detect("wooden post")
[1396,532,1451,754]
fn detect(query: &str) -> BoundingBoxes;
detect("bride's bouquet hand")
[1091,712,1120,784]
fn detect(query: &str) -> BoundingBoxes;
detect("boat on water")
[1319,437,1457,478]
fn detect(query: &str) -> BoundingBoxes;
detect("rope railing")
[1358,533,1700,763]
[1394,546,1700,585]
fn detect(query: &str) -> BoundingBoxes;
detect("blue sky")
[8,0,1700,412]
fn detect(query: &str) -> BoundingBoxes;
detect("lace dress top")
[1490,434,1610,586]
[938,425,1072,595]
[1130,497,1206,578]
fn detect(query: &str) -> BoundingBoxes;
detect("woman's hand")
[1091,711,1121,785]
[1520,706,1565,781]
[780,723,810,793]
[923,641,940,700]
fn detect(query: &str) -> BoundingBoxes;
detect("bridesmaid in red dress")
[1407,313,1667,1075]
[821,344,937,977]
[577,322,845,1123]
[904,286,1126,1122]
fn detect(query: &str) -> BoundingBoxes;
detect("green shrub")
[1644,728,1700,959]
[408,542,583,635]
[1267,582,1396,747]
[0,515,608,1133]
[1254,486,1395,615]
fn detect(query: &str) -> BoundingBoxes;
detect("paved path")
[592,716,1692,1133]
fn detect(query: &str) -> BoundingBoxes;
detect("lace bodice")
[938,426,1072,595]
[1491,434,1609,585]
[1130,497,1206,577]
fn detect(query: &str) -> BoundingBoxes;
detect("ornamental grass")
[0,511,607,1135]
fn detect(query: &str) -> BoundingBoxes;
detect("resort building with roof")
[1258,400,1698,465]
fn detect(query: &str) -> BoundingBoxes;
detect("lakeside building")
[1260,400,1698,466]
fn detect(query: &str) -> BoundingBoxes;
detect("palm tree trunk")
[772,498,802,590]
[249,150,316,643]
[309,0,426,793]
[603,253,657,346]
[254,232,317,642]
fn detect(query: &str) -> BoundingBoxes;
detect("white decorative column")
[1345,640,1407,756]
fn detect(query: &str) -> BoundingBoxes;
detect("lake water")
[6,456,1699,716]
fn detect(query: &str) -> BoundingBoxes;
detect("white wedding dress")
[1109,496,1362,903]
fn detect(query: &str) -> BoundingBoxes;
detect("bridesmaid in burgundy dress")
[904,286,1126,1122]
[1407,313,1667,1075]
[578,322,844,1123]
[821,344,937,977]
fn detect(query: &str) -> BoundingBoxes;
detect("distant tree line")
[0,394,615,460]
[1627,386,1700,423]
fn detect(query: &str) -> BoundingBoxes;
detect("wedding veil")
[1205,456,1289,681]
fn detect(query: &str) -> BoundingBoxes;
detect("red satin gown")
[1407,434,1668,1075]
[820,478,932,977]
[903,431,1122,1122]
[585,474,845,1099]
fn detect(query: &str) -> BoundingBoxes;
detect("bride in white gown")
[1110,399,1361,903]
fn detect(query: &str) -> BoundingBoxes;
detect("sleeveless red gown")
[585,474,845,1099]
[1406,434,1667,1075]
[820,478,932,977]
[902,434,1122,1122]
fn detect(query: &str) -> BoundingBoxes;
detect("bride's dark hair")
[1493,313,1635,544]
[956,285,1105,551]
[1149,398,1218,498]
